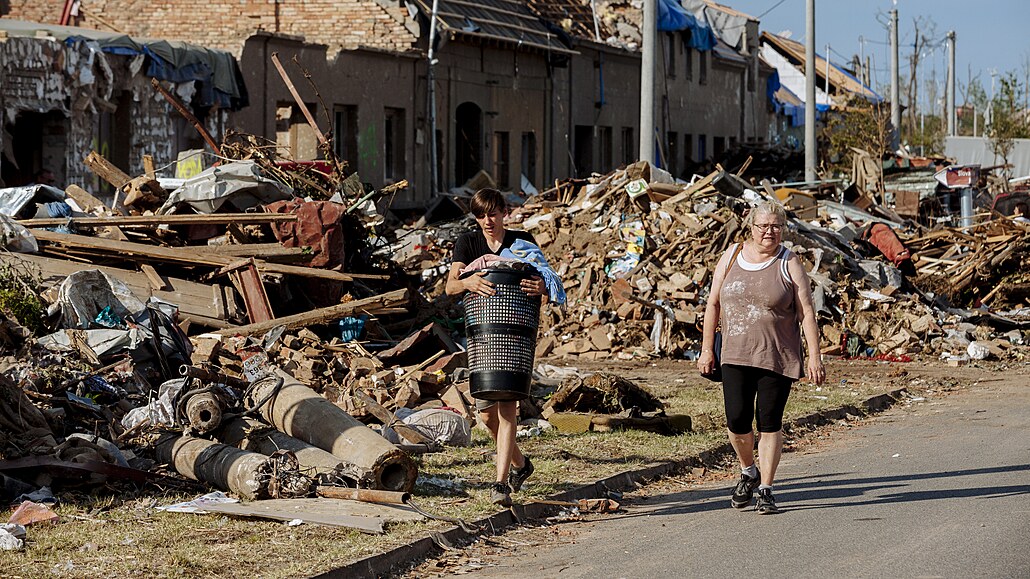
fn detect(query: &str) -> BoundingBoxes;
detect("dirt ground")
[402,357,1028,578]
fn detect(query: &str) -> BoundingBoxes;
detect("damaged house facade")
[4,0,780,207]
[0,19,246,199]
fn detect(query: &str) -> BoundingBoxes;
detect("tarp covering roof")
[658,0,717,50]
[0,19,248,110]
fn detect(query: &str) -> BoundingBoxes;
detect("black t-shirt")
[452,229,536,266]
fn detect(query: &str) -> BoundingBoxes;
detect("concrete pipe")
[183,392,224,435]
[156,434,272,500]
[246,371,417,492]
[218,417,363,485]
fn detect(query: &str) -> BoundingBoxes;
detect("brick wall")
[2,0,417,56]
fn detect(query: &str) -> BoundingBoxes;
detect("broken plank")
[31,230,388,282]
[661,170,719,207]
[140,264,169,291]
[84,150,132,190]
[213,289,410,337]
[64,184,127,240]
[20,213,298,228]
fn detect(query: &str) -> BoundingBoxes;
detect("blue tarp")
[64,36,247,110]
[658,0,716,51]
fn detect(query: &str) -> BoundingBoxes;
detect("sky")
[722,0,1030,106]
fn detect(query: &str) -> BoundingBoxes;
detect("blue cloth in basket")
[499,239,566,305]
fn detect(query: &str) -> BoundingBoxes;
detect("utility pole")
[859,36,866,85]
[890,8,900,150]
[825,43,831,95]
[427,0,441,195]
[804,0,816,182]
[638,0,655,163]
[947,31,956,136]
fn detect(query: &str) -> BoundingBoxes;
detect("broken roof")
[412,0,575,55]
[761,31,881,103]
[525,0,612,43]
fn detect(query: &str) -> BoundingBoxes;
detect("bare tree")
[903,16,938,148]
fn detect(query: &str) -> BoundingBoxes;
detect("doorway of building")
[1,110,68,188]
[455,102,482,186]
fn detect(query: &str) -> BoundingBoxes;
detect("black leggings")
[722,364,794,434]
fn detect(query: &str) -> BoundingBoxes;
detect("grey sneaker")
[756,488,780,514]
[490,481,512,507]
[730,471,761,508]
[508,456,534,493]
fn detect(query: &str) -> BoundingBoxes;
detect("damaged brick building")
[3,0,781,208]
[0,18,246,201]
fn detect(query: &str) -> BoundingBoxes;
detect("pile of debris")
[399,160,1029,366]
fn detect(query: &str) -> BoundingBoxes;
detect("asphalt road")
[470,381,1030,578]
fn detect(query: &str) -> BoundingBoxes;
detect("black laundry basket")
[463,268,542,401]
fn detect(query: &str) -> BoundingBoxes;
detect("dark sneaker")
[730,471,761,508]
[490,481,512,507]
[755,488,780,514]
[508,456,534,493]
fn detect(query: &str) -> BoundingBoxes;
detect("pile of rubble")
[401,160,1029,366]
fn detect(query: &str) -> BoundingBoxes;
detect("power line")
[757,0,792,19]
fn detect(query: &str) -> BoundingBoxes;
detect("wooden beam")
[20,213,298,228]
[31,230,389,282]
[84,151,132,190]
[150,78,222,155]
[270,53,329,148]
[213,289,409,337]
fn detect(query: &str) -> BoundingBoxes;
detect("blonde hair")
[743,201,787,229]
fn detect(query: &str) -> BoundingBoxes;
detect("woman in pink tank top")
[697,201,825,514]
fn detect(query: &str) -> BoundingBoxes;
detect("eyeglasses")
[753,223,784,232]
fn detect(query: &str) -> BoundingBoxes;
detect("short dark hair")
[1015,202,1029,216]
[470,188,505,218]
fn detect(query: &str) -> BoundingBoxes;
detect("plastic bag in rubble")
[966,341,990,360]
[0,214,37,252]
[120,378,185,430]
[383,408,471,447]
[57,270,146,329]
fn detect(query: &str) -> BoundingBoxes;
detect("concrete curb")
[315,387,909,578]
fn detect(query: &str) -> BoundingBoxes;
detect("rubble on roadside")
[0,112,1028,546]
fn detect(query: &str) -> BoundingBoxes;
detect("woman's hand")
[462,272,495,297]
[520,276,546,297]
[697,349,717,375]
[806,356,826,385]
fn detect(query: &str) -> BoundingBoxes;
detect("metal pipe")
[179,365,247,389]
[316,486,411,505]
